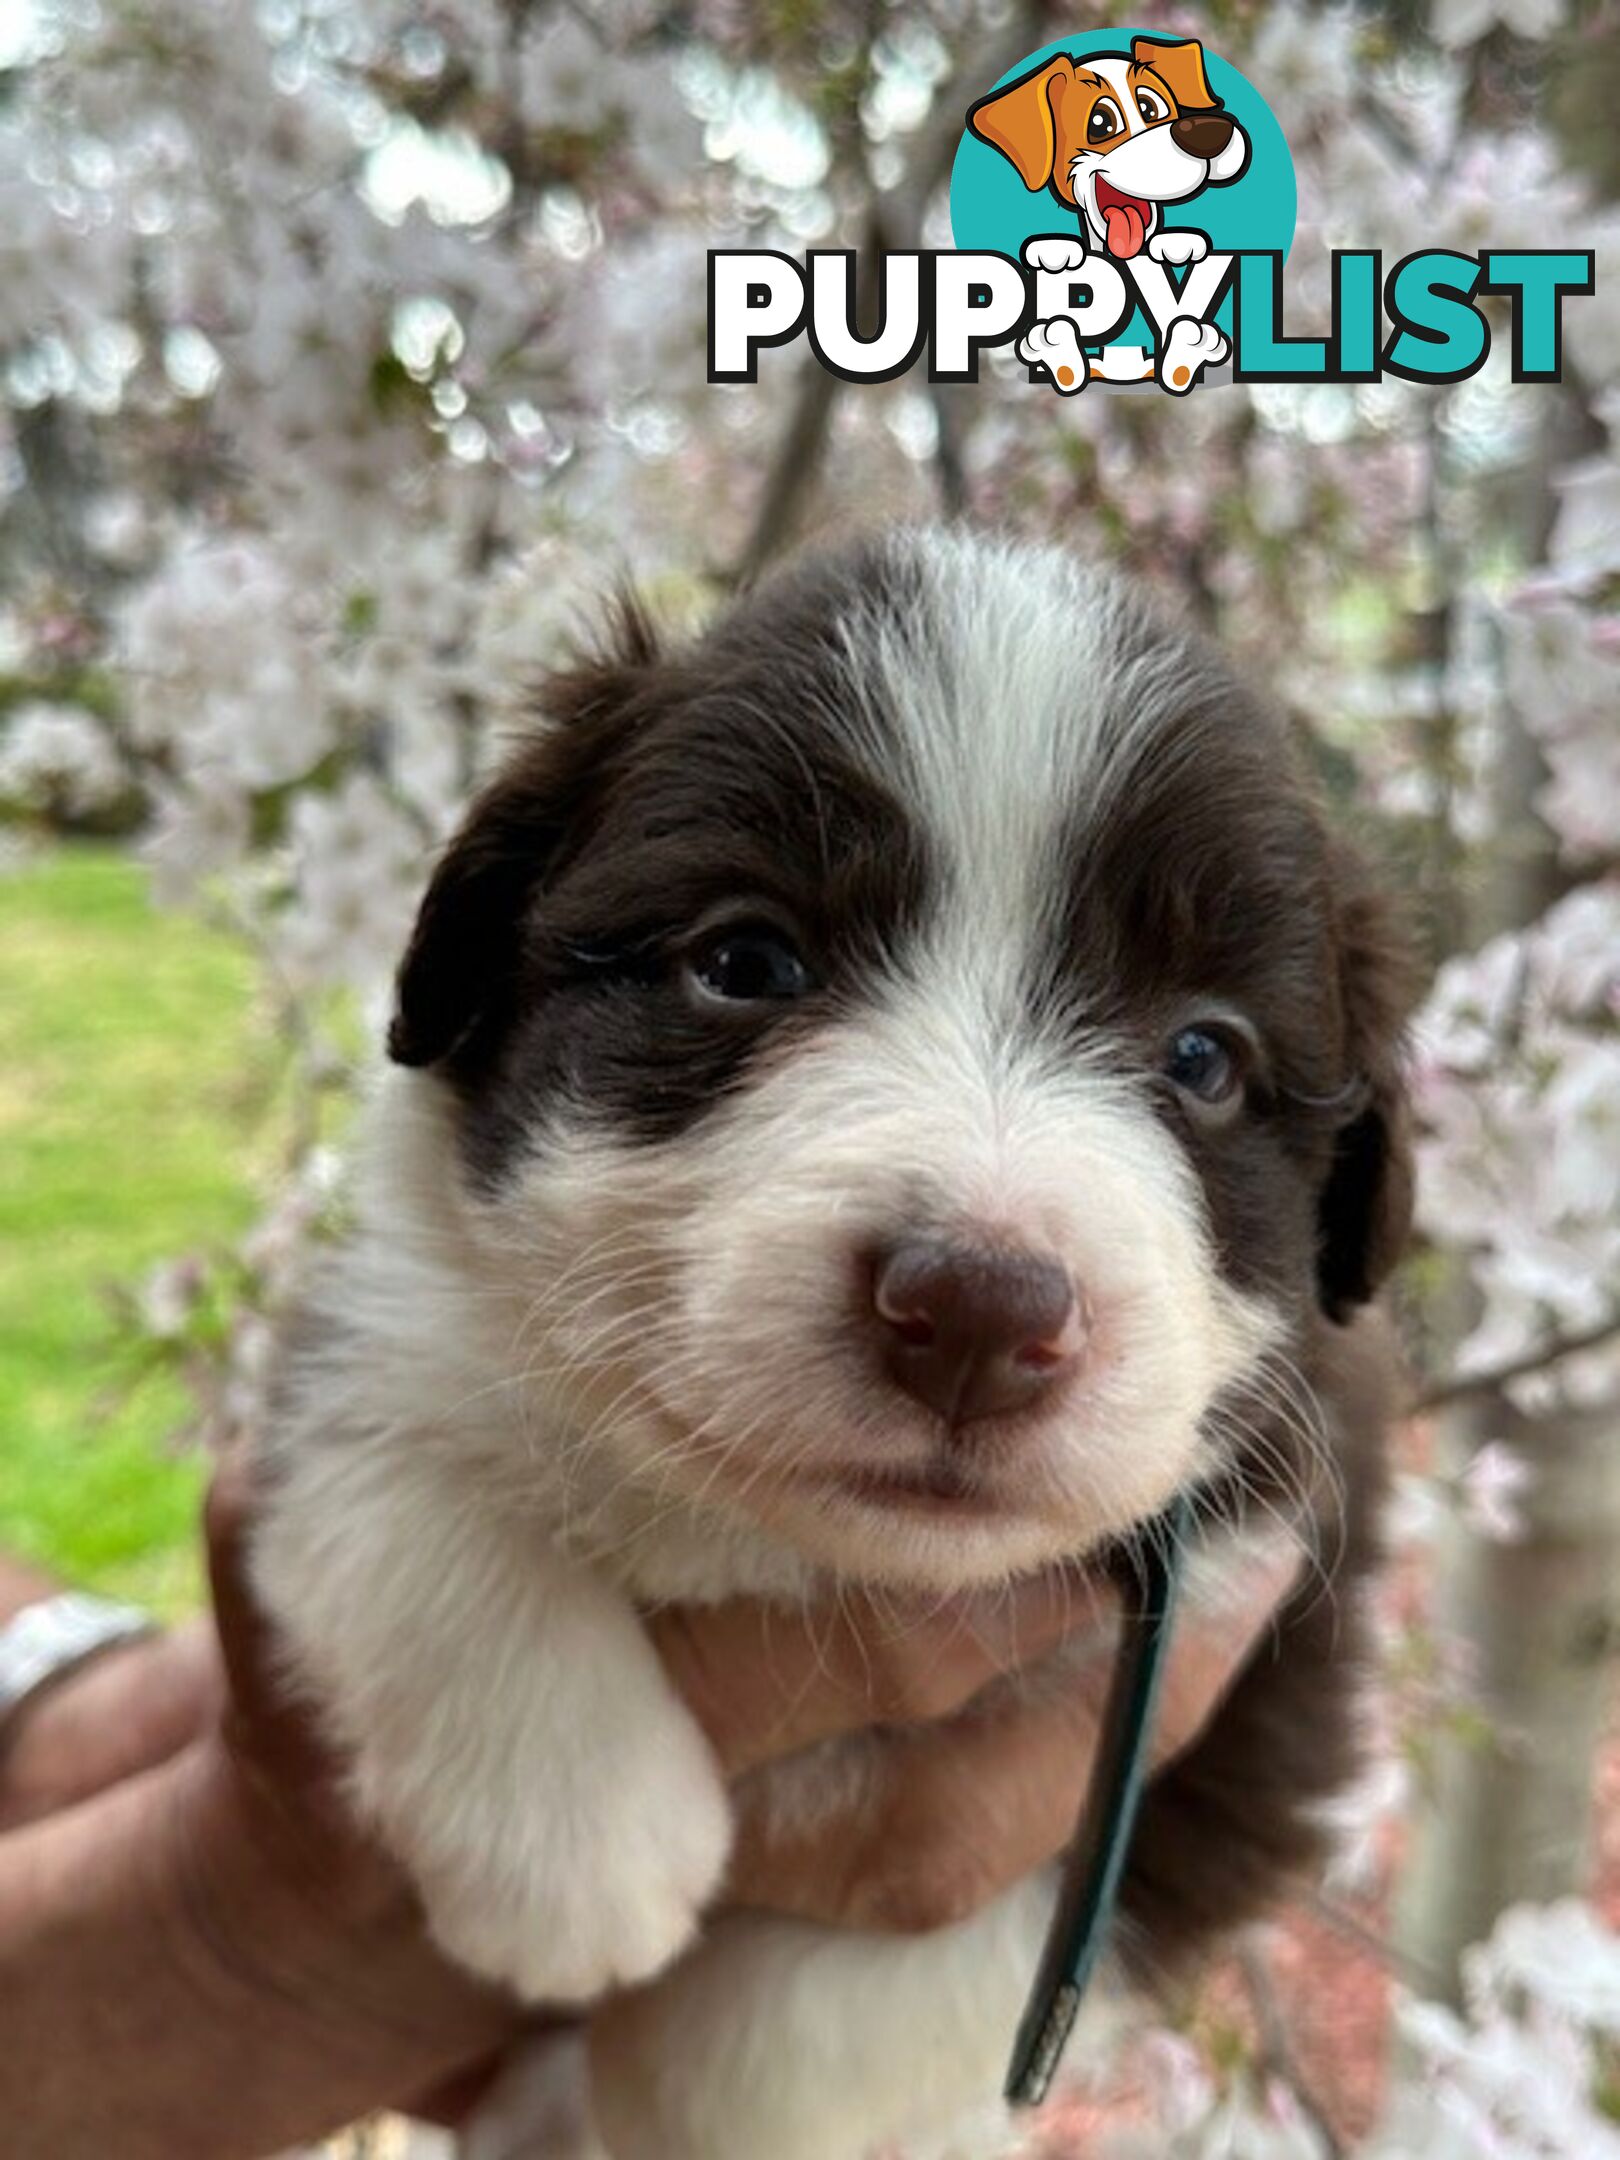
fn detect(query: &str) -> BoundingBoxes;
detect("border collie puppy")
[252,527,1411,2160]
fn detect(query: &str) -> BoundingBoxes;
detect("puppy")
[968,37,1250,264]
[252,528,1410,2160]
[971,37,1249,394]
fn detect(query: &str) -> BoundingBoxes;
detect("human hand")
[183,1460,1298,2139]
[0,1618,221,1831]
[0,1457,1298,2160]
[664,1540,1302,1934]
[184,1457,1133,2111]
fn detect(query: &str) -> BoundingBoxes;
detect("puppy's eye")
[1164,1025,1244,1111]
[1135,87,1169,123]
[687,924,813,1005]
[1087,97,1124,143]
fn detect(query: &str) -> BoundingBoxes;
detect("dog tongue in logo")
[1096,180,1149,258]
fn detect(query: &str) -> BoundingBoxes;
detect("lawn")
[0,844,269,1614]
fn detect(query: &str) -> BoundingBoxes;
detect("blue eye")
[1164,1025,1242,1107]
[688,924,813,1004]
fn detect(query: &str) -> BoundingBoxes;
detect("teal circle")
[948,30,1295,352]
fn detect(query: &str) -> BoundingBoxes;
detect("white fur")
[1159,316,1230,393]
[589,1877,1140,2160]
[1022,234,1089,276]
[251,1108,734,2001]
[1148,228,1209,267]
[461,2030,597,2160]
[253,530,1285,2158]
[1062,53,1249,262]
[462,1896,1145,2160]
[1018,316,1090,392]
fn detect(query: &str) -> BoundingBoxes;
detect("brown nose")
[872,1240,1081,1426]
[1170,111,1235,159]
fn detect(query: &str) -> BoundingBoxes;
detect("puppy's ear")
[1316,865,1418,1322]
[1317,1083,1413,1320]
[388,596,657,1073]
[967,57,1074,192]
[1132,35,1219,112]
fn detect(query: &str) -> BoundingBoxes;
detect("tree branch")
[1234,1938,1347,2160]
[1411,1313,1620,1414]
[728,3,1042,581]
[1305,1891,1449,1992]
[729,334,846,586]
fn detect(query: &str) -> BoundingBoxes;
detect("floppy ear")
[1132,35,1220,112]
[1316,1081,1414,1320]
[1315,867,1418,1322]
[388,598,657,1073]
[966,57,1074,192]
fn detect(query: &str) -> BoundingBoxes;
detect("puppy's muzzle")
[871,1239,1083,1425]
[1169,111,1236,159]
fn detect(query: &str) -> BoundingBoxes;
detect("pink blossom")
[1458,1442,1534,1543]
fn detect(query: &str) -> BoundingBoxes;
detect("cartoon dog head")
[968,37,1249,260]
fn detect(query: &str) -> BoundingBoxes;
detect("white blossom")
[133,1254,206,1342]
[1247,8,1362,128]
[1565,213,1620,388]
[121,539,335,790]
[1247,433,1312,536]
[1416,884,1620,1391]
[1429,0,1566,48]
[278,773,427,989]
[1457,1442,1534,1542]
[1468,1899,1620,2033]
[140,771,252,907]
[1548,456,1620,588]
[1368,1903,1620,2158]
[0,701,124,815]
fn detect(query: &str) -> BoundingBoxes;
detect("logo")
[954,33,1282,392]
[708,28,1593,397]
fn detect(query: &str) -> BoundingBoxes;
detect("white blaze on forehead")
[1087,54,1138,103]
[835,528,1187,1021]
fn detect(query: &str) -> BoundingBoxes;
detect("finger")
[726,1671,1113,1931]
[202,1454,415,1920]
[75,1619,223,1778]
[401,2022,580,2131]
[400,2053,509,2127]
[1153,1531,1304,1759]
[0,1623,223,1830]
[649,1567,1118,1778]
[203,1445,272,1721]
[725,1540,1304,1932]
[203,1448,340,1793]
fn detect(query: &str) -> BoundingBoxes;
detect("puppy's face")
[393,532,1409,1590]
[967,40,1250,258]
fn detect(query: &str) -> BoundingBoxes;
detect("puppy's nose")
[1171,111,1235,158]
[872,1240,1081,1425]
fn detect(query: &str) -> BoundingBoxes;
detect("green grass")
[0,845,269,1615]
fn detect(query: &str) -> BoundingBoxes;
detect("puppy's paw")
[1157,316,1228,393]
[363,1668,735,2006]
[1018,318,1089,394]
[1147,227,1209,267]
[1022,233,1088,275]
[420,1756,732,2003]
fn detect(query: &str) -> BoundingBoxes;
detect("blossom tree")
[2,0,1617,2149]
